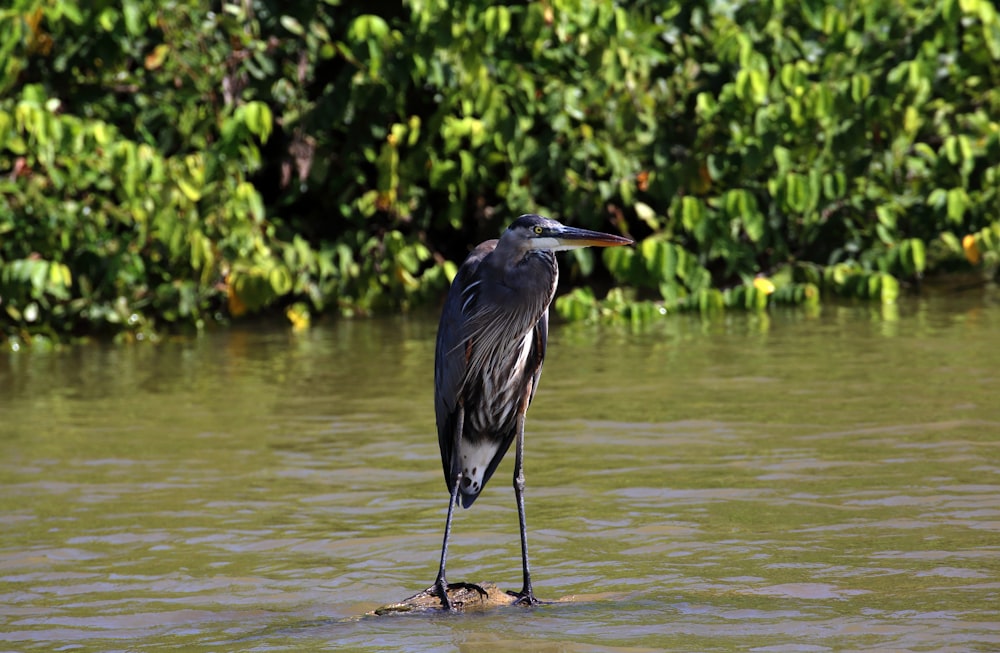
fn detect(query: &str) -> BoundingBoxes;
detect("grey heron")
[431,214,633,610]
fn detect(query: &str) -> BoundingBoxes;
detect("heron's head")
[504,214,633,251]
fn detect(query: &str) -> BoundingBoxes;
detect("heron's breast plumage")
[454,328,536,504]
[465,329,534,435]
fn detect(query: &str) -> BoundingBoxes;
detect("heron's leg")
[432,406,465,611]
[512,408,539,605]
[433,473,461,611]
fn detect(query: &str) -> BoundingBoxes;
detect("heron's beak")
[547,225,634,250]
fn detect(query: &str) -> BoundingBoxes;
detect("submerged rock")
[371,582,523,615]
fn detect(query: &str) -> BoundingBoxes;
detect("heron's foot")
[512,589,541,606]
[433,577,453,611]
[431,580,491,611]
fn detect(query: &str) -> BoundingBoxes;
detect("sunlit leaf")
[122,0,143,36]
[280,15,305,36]
[286,303,311,331]
[908,238,926,275]
[680,196,704,232]
[634,201,659,230]
[753,277,776,294]
[144,44,169,70]
[963,234,981,265]
[947,188,969,223]
[269,266,293,296]
[880,274,899,304]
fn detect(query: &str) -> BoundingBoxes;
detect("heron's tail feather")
[460,489,480,509]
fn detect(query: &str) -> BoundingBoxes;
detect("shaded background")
[2,0,999,340]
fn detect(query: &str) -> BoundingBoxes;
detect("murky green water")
[2,291,999,651]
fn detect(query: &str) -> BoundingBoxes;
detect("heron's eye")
[533,226,543,235]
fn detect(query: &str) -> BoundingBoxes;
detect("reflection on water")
[1,293,999,651]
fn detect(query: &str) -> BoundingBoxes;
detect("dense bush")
[1,0,998,343]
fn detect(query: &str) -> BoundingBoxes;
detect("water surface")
[1,292,999,651]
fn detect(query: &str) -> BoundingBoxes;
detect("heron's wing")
[436,243,556,504]
[434,240,498,491]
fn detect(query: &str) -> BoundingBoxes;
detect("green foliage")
[557,0,1000,323]
[1,0,999,343]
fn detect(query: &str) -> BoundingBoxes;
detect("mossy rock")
[371,582,525,615]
